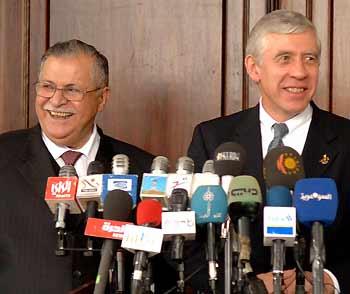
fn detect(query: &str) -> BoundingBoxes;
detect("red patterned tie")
[61,150,82,166]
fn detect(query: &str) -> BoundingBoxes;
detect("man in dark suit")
[187,10,350,293]
[0,40,159,293]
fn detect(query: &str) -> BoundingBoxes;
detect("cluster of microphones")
[44,143,339,294]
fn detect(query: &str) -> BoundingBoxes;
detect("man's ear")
[97,87,110,112]
[245,55,261,83]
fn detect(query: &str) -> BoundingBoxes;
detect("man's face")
[35,54,108,148]
[245,30,320,122]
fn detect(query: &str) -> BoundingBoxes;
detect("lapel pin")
[319,154,329,165]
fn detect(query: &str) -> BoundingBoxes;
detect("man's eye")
[42,83,55,90]
[65,87,81,94]
[305,55,318,63]
[280,55,289,62]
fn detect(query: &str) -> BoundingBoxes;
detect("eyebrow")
[273,50,319,58]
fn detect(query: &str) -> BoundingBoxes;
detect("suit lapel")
[302,104,339,178]
[231,105,265,189]
[17,125,58,199]
[95,127,116,173]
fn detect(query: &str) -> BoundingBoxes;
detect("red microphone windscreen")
[136,199,162,227]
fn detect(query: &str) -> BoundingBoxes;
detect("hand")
[257,269,336,294]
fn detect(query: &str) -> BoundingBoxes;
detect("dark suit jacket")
[0,124,157,293]
[187,102,350,293]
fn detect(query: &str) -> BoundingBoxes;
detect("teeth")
[48,111,72,118]
[285,87,304,93]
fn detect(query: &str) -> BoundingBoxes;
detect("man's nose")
[49,88,69,106]
[290,59,307,79]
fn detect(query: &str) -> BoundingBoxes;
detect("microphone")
[263,146,305,190]
[213,141,247,294]
[264,145,306,293]
[77,160,105,256]
[140,156,169,208]
[162,188,195,292]
[191,185,227,291]
[191,160,220,196]
[227,175,263,292]
[93,189,133,294]
[213,141,246,193]
[122,199,163,294]
[264,186,296,294]
[151,156,169,174]
[294,178,338,293]
[166,156,194,201]
[101,154,139,207]
[44,165,81,255]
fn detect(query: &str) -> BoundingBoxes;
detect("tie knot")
[273,123,289,138]
[267,123,289,152]
[61,150,82,166]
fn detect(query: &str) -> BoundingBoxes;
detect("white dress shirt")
[259,99,313,158]
[42,124,100,177]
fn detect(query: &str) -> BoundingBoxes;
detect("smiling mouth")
[47,110,74,118]
[285,87,306,93]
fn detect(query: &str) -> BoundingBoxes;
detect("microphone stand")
[311,222,325,294]
[143,262,153,294]
[222,218,232,294]
[294,236,306,294]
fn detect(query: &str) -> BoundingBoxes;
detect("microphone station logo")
[300,192,333,201]
[107,178,132,191]
[216,151,241,161]
[51,181,72,196]
[230,187,259,197]
[84,217,132,240]
[276,152,301,175]
[79,177,100,192]
[47,178,78,199]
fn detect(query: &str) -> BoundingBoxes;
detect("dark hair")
[40,39,109,87]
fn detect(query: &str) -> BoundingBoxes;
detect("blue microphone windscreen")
[266,186,292,207]
[191,185,227,224]
[294,178,338,227]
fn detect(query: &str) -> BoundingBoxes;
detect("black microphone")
[129,199,163,294]
[169,188,189,293]
[83,160,104,256]
[213,141,247,294]
[93,190,133,294]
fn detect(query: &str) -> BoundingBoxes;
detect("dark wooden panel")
[312,0,331,111]
[332,1,350,118]
[28,0,49,127]
[247,1,266,108]
[280,0,307,14]
[49,0,223,169]
[0,0,29,132]
[224,0,244,115]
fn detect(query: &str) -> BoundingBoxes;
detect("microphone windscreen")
[103,189,133,221]
[264,146,305,189]
[176,156,194,174]
[112,154,129,175]
[202,159,215,173]
[87,160,104,175]
[151,156,169,174]
[227,175,262,221]
[266,186,292,207]
[169,188,188,212]
[213,142,246,176]
[59,165,77,177]
[294,178,338,228]
[136,199,162,227]
[191,185,227,224]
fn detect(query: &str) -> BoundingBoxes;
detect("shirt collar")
[259,98,313,132]
[42,124,100,160]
